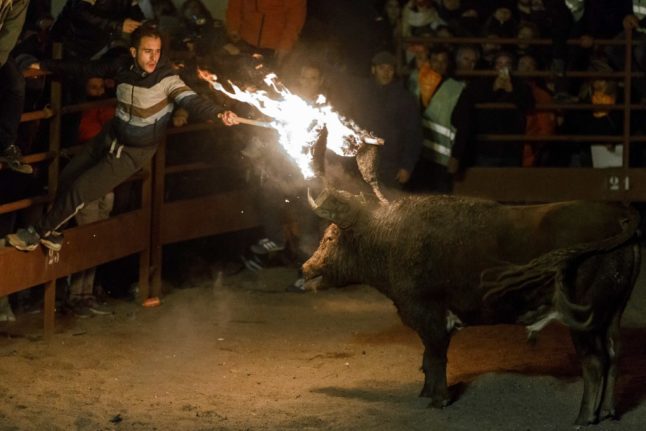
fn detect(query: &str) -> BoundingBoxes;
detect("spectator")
[247,61,328,264]
[515,21,545,65]
[6,23,241,252]
[517,53,556,167]
[552,0,631,100]
[150,0,186,53]
[50,0,144,60]
[300,0,394,77]
[437,0,483,36]
[559,57,622,167]
[402,0,445,38]
[179,0,227,57]
[463,50,534,167]
[454,44,480,73]
[383,0,403,42]
[342,50,423,197]
[225,0,306,68]
[0,0,32,174]
[606,1,646,102]
[408,47,467,193]
[482,0,518,39]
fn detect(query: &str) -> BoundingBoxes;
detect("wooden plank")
[150,137,166,298]
[43,280,56,338]
[160,189,260,245]
[138,159,153,302]
[0,210,148,296]
[453,168,646,202]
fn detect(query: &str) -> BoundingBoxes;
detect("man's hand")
[624,14,640,30]
[172,107,189,128]
[219,111,240,126]
[122,18,142,34]
[395,169,411,184]
[580,35,594,48]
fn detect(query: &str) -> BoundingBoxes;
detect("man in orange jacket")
[226,0,306,66]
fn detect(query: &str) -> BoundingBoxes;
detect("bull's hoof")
[598,408,617,422]
[427,396,451,409]
[574,414,598,426]
[419,386,433,398]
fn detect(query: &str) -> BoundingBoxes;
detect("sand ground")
[1,255,646,431]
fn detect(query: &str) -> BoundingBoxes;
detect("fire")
[198,69,382,179]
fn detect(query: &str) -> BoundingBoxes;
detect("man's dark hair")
[130,23,163,49]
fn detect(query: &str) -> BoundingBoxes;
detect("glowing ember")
[198,69,382,179]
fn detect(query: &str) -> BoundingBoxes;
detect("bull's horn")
[308,187,362,228]
[307,188,317,210]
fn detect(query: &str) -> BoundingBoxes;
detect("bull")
[302,189,641,425]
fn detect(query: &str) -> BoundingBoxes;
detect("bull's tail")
[481,205,640,330]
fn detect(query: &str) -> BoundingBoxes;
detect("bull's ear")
[308,188,363,228]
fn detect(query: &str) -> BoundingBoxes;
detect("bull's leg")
[400,303,452,407]
[598,313,623,421]
[571,330,608,425]
[419,341,450,407]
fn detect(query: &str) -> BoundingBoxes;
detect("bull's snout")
[301,259,319,281]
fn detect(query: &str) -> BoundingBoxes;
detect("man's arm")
[165,75,239,125]
[72,0,141,35]
[36,54,129,80]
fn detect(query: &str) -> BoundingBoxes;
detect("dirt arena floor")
[1,251,646,430]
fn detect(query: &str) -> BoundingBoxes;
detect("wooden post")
[48,43,63,198]
[137,161,153,303]
[43,280,56,338]
[150,135,166,298]
[623,29,633,171]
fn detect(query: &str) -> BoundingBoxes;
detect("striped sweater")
[42,55,225,147]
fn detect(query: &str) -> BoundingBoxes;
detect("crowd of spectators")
[2,0,646,319]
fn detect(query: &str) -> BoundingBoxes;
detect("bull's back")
[383,197,638,294]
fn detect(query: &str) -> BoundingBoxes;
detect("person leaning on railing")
[5,23,241,253]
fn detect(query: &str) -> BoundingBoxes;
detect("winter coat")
[225,0,306,52]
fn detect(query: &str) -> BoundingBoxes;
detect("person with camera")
[461,50,534,167]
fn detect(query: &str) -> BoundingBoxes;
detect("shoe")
[240,254,263,272]
[66,299,93,318]
[286,277,307,293]
[0,144,33,174]
[0,297,16,322]
[6,226,41,251]
[40,231,64,252]
[250,238,285,255]
[84,297,112,315]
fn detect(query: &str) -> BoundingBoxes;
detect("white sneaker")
[250,238,285,255]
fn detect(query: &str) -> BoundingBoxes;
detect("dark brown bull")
[302,189,641,425]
